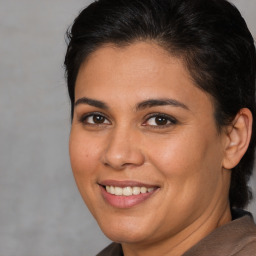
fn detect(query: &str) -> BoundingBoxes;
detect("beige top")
[96,211,256,256]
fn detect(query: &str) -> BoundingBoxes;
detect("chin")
[96,213,155,244]
[102,228,150,244]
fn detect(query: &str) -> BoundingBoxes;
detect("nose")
[101,127,145,170]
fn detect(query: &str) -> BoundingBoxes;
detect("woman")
[64,0,256,255]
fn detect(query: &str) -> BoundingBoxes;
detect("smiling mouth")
[99,182,159,208]
[104,185,155,196]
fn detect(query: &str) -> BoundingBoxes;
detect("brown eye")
[155,116,168,125]
[143,114,177,127]
[93,115,106,124]
[82,114,111,125]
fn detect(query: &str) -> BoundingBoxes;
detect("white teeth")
[105,186,155,196]
[140,187,147,194]
[132,187,141,195]
[114,187,123,196]
[123,187,133,196]
[147,188,154,192]
[110,186,115,194]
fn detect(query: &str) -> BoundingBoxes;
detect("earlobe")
[222,108,253,170]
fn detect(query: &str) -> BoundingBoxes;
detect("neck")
[122,204,231,256]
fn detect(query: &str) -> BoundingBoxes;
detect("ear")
[222,108,253,170]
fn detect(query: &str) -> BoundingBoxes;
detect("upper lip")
[99,180,159,188]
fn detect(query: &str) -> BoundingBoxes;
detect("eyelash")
[79,112,111,126]
[79,112,177,128]
[143,113,177,128]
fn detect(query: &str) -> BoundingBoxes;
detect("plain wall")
[0,0,255,255]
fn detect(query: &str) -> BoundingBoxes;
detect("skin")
[69,42,251,256]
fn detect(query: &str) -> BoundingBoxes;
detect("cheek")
[146,132,205,175]
[146,128,222,197]
[69,129,102,187]
[69,129,104,214]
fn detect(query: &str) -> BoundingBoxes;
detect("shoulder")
[183,212,256,256]
[96,242,123,256]
[233,240,256,256]
[231,216,256,255]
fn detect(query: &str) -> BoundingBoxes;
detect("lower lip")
[100,186,158,208]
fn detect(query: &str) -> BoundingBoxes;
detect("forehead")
[75,42,213,113]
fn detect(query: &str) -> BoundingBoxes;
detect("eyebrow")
[74,97,189,111]
[136,98,189,111]
[74,97,109,109]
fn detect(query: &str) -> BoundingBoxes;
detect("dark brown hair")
[64,0,256,209]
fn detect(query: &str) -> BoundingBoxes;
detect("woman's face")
[69,42,230,245]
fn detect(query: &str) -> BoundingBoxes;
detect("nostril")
[101,149,145,170]
[100,133,145,170]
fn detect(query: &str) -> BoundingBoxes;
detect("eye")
[143,114,177,127]
[80,113,111,125]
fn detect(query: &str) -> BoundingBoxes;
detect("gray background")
[0,0,255,255]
